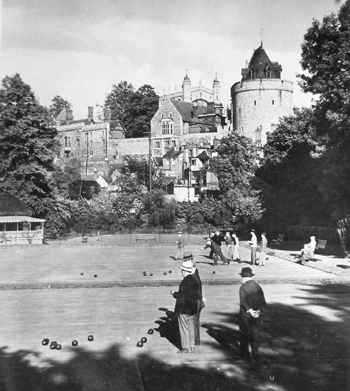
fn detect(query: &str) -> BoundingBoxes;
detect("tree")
[104,81,134,132]
[0,74,58,215]
[299,0,350,218]
[257,108,329,228]
[49,95,72,119]
[209,133,263,227]
[122,85,159,138]
[104,82,158,137]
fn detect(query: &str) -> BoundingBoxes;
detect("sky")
[0,0,344,118]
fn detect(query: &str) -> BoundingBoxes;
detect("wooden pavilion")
[0,193,45,245]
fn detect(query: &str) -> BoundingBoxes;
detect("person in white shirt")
[249,229,258,265]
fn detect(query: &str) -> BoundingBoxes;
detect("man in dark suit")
[238,267,266,361]
[171,259,201,353]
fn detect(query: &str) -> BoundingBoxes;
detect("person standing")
[259,233,268,266]
[188,255,205,346]
[224,231,234,263]
[336,219,348,257]
[249,229,258,265]
[232,232,240,263]
[176,232,185,260]
[171,260,199,353]
[238,267,266,362]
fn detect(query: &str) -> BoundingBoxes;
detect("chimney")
[88,106,94,122]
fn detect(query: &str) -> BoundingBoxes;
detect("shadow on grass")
[201,283,350,391]
[0,284,349,391]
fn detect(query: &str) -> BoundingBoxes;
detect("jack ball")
[88,335,94,342]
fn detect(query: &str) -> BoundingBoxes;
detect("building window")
[272,100,275,105]
[162,120,173,135]
[155,141,160,148]
[165,140,170,146]
[191,159,197,166]
[254,100,256,106]
[76,137,80,147]
[170,123,173,134]
[64,136,71,147]
[172,140,176,146]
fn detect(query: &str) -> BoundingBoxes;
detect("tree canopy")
[49,95,72,119]
[104,81,158,138]
[0,74,58,215]
[209,133,263,227]
[299,0,350,219]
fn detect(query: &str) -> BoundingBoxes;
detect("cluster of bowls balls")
[42,335,94,350]
[137,328,154,347]
[143,270,172,277]
[80,272,98,278]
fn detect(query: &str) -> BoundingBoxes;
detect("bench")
[135,235,157,245]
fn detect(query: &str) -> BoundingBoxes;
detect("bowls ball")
[147,329,154,335]
[88,335,94,342]
[72,340,78,347]
[141,337,147,343]
[56,344,62,350]
[42,338,49,346]
[136,341,143,347]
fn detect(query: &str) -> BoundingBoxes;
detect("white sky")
[0,0,343,118]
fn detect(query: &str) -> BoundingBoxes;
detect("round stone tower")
[231,43,293,145]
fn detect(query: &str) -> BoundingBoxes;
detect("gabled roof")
[171,100,193,122]
[0,193,31,216]
[196,150,210,162]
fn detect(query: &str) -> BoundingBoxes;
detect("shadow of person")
[154,309,181,350]
[202,323,241,356]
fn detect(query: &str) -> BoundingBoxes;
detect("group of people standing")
[248,229,268,266]
[205,229,268,267]
[205,231,240,265]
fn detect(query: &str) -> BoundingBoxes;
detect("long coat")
[174,274,201,315]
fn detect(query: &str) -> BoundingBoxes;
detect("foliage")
[257,108,328,227]
[209,133,263,226]
[0,74,58,216]
[119,155,166,191]
[54,158,82,198]
[299,0,350,219]
[49,95,72,119]
[143,190,176,228]
[104,82,158,138]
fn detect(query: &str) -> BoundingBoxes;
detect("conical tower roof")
[241,43,282,81]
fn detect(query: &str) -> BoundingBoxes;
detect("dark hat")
[183,252,193,260]
[250,229,256,233]
[239,267,254,277]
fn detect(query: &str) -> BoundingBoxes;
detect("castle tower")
[231,43,293,145]
[212,73,221,104]
[182,72,191,102]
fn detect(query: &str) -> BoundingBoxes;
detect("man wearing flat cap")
[238,267,266,361]
[171,258,201,353]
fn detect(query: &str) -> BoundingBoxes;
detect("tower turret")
[182,72,191,102]
[212,73,221,104]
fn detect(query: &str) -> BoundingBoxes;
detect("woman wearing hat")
[171,259,201,353]
[238,267,266,361]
